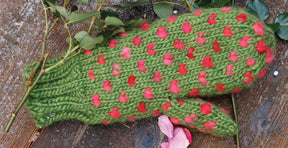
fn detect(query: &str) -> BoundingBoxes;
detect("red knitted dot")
[102,120,109,124]
[137,102,147,113]
[190,113,198,118]
[229,52,239,62]
[156,26,168,39]
[244,71,252,77]
[143,87,154,99]
[89,70,95,74]
[109,107,122,118]
[243,77,254,83]
[204,121,217,130]
[128,75,136,86]
[170,118,181,124]
[178,64,188,75]
[216,84,225,92]
[220,107,228,114]
[266,48,274,63]
[258,69,266,78]
[182,22,192,33]
[173,39,185,49]
[147,43,156,55]
[253,23,264,36]
[141,22,150,31]
[118,32,128,37]
[223,26,233,37]
[189,89,199,96]
[194,9,201,16]
[184,117,193,123]
[200,103,213,115]
[210,13,217,19]
[128,115,136,122]
[84,50,92,55]
[232,88,241,93]
[198,71,208,85]
[152,110,160,116]
[236,13,247,22]
[187,47,196,59]
[239,36,250,47]
[97,54,106,65]
[207,19,217,25]
[177,100,184,105]
[169,80,181,94]
[92,94,102,106]
[162,102,172,112]
[202,56,214,68]
[132,36,142,45]
[168,15,176,23]
[255,40,268,54]
[212,42,222,52]
[109,39,117,48]
[103,80,112,91]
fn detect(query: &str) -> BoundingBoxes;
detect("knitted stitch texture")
[24,7,275,136]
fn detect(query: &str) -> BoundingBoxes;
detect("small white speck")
[173,10,178,14]
[273,71,279,76]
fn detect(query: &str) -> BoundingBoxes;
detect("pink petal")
[158,115,174,139]
[161,142,169,148]
[168,128,189,148]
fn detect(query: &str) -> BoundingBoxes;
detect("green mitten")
[24,7,275,136]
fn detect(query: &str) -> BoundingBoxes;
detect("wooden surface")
[1,0,287,148]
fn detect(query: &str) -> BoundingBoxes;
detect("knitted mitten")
[24,7,275,136]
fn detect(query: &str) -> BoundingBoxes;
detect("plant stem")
[153,1,187,9]
[60,16,73,53]
[5,53,49,132]
[185,0,194,12]
[88,0,105,33]
[232,93,241,148]
[232,0,235,6]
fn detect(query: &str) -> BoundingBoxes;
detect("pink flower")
[158,115,192,148]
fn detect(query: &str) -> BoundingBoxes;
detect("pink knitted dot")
[120,91,126,95]
[182,22,192,33]
[169,80,180,94]
[167,15,176,23]
[204,121,217,130]
[128,115,136,122]
[223,26,233,37]
[199,76,208,84]
[112,70,121,76]
[153,71,162,82]
[207,19,217,25]
[196,37,206,44]
[194,9,201,16]
[229,52,239,62]
[253,23,264,36]
[246,58,256,66]
[147,43,156,55]
[163,53,173,65]
[121,47,131,59]
[89,70,95,74]
[185,117,193,123]
[113,63,120,69]
[84,50,92,55]
[132,36,142,45]
[266,48,274,63]
[118,96,129,103]
[190,113,198,118]
[109,39,117,48]
[210,13,217,19]
[162,102,172,112]
[137,60,147,71]
[243,77,254,83]
[239,36,250,47]
[92,94,101,106]
[187,47,196,59]
[221,7,231,12]
[89,74,96,80]
[143,87,154,99]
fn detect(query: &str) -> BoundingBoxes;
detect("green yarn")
[24,7,275,137]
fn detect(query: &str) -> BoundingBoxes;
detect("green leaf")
[74,31,89,42]
[112,27,125,36]
[211,0,229,7]
[77,0,89,4]
[55,6,68,18]
[100,10,119,19]
[275,13,288,40]
[266,23,280,32]
[153,3,173,18]
[45,1,57,13]
[95,19,104,30]
[104,16,124,26]
[125,17,145,29]
[108,0,150,9]
[245,0,269,21]
[68,12,100,24]
[79,35,104,50]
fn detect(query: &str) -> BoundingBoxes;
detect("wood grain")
[1,0,287,148]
